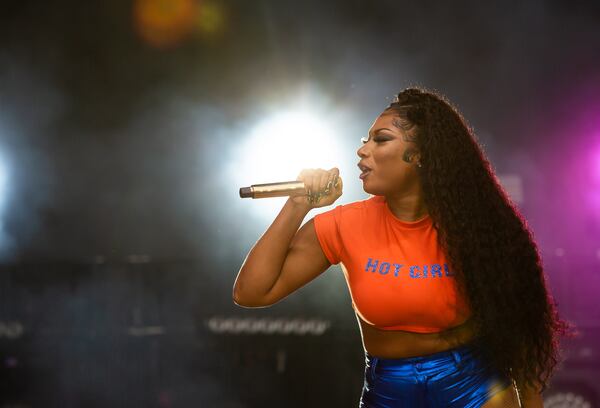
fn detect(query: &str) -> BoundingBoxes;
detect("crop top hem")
[375,324,448,333]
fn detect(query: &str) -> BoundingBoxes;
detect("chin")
[362,183,384,196]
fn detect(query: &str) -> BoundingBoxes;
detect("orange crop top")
[312,195,472,333]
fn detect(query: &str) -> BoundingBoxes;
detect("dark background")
[0,0,599,406]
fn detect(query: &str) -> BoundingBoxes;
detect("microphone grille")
[239,187,253,198]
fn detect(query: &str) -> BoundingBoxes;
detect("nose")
[357,143,368,158]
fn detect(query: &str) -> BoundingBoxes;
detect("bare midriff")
[357,314,477,359]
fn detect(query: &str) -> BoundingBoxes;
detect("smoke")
[0,52,66,262]
[0,0,598,263]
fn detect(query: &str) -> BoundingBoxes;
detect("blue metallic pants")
[359,344,513,407]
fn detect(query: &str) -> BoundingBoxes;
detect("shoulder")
[341,195,382,210]
[330,195,384,218]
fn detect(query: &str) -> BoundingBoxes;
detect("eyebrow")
[367,127,395,138]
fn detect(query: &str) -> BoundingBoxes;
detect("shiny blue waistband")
[360,342,513,407]
[365,343,481,375]
[366,343,475,364]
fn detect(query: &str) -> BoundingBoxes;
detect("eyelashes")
[360,137,388,144]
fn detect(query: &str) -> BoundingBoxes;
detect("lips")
[357,163,372,172]
[358,162,372,180]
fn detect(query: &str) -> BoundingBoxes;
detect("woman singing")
[233,87,572,407]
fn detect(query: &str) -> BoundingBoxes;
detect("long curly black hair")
[384,86,576,393]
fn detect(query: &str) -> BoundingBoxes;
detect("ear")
[402,147,420,164]
[413,151,422,166]
[414,152,421,163]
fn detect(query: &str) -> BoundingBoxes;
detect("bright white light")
[238,111,340,182]
[228,109,344,217]
[0,150,11,258]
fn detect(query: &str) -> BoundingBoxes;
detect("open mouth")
[358,163,372,179]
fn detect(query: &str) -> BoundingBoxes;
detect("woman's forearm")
[233,197,310,306]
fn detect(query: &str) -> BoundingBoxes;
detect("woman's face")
[356,112,421,196]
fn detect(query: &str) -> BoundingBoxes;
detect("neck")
[384,191,428,222]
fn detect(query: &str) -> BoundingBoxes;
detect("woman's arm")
[232,197,312,306]
[233,167,342,307]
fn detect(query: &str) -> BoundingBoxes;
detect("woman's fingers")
[297,169,314,204]
[295,167,341,206]
[330,168,340,191]
[316,171,329,200]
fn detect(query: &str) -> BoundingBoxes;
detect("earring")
[417,162,422,168]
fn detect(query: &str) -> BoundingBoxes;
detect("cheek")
[374,149,411,181]
[374,147,405,171]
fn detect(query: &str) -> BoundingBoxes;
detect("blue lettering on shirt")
[379,262,390,275]
[409,265,421,278]
[364,258,454,278]
[365,258,379,273]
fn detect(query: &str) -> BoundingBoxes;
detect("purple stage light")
[594,146,600,184]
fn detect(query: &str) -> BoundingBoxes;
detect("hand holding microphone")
[292,167,343,209]
[239,167,343,209]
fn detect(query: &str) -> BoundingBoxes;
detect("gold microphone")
[239,181,306,199]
